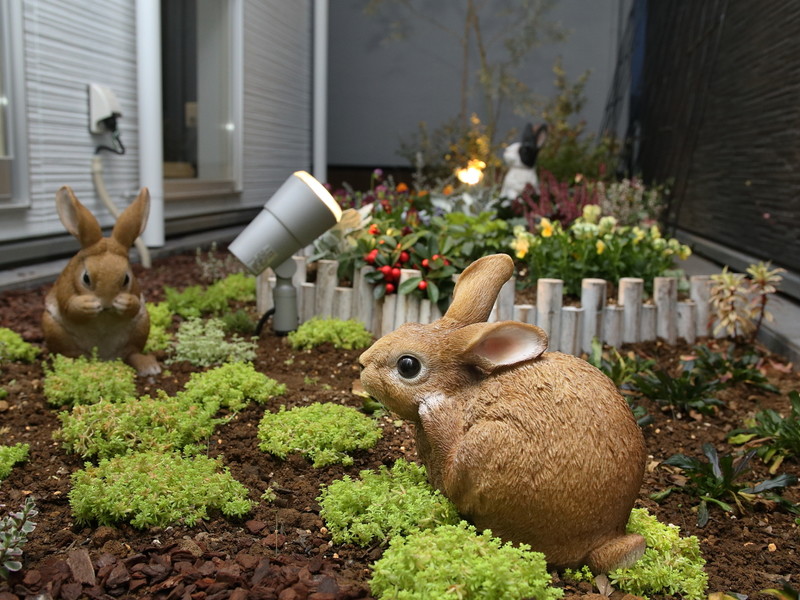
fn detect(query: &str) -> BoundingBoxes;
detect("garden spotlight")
[229,171,342,334]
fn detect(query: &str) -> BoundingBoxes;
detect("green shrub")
[69,451,252,528]
[609,508,708,600]
[729,390,800,469]
[221,309,256,335]
[258,403,381,467]
[318,459,459,545]
[43,354,137,407]
[0,328,40,363]
[659,443,798,527]
[169,317,257,367]
[0,497,38,579]
[165,273,256,318]
[144,301,173,352]
[181,362,287,412]
[0,443,29,481]
[632,366,723,415]
[287,317,373,351]
[370,522,562,600]
[56,391,223,460]
[512,210,691,296]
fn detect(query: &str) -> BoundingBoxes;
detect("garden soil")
[1,248,798,600]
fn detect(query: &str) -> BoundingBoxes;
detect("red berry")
[369,224,380,235]
[379,265,392,276]
[421,258,430,268]
[391,267,401,280]
[369,248,379,256]
[418,280,428,291]
[432,254,440,260]
[385,283,395,294]
[443,259,450,266]
[364,253,375,264]
[399,251,410,263]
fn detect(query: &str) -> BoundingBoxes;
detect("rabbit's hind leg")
[127,352,161,376]
[587,533,646,574]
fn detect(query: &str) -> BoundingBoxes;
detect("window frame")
[0,0,31,209]
[162,0,243,201]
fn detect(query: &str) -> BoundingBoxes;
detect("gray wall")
[328,0,624,167]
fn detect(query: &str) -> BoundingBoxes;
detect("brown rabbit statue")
[42,186,160,376]
[359,253,647,573]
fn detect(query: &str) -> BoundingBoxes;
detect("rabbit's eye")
[396,355,421,379]
[122,273,131,287]
[81,270,92,287]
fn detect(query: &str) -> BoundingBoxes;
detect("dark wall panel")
[639,0,800,273]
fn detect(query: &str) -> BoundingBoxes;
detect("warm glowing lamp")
[229,171,342,333]
[455,159,486,185]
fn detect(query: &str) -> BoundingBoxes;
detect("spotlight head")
[230,171,342,274]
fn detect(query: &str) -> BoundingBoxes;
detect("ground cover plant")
[0,246,798,599]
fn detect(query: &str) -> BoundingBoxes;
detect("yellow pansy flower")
[540,218,554,238]
[596,240,606,254]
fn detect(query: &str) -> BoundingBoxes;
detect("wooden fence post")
[603,305,623,348]
[690,275,713,337]
[396,269,422,328]
[654,277,678,344]
[678,300,697,344]
[354,266,375,330]
[619,277,644,344]
[537,279,564,352]
[580,278,607,354]
[560,306,584,356]
[496,276,516,322]
[641,304,656,341]
[300,282,316,324]
[514,304,536,325]
[314,259,338,319]
[381,294,398,337]
[334,287,354,322]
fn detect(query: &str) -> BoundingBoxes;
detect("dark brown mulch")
[1,247,798,600]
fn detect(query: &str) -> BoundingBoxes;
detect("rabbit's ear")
[443,254,514,325]
[112,187,150,248]
[534,124,548,149]
[460,321,548,373]
[55,186,103,248]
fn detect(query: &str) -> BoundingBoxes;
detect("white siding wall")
[0,0,313,247]
[6,0,140,241]
[241,1,312,207]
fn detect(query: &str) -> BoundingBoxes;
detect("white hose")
[91,155,152,268]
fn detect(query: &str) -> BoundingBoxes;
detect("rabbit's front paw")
[113,293,140,315]
[71,295,102,316]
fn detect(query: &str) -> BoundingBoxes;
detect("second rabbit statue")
[359,253,647,573]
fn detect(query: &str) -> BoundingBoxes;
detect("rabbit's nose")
[358,361,365,372]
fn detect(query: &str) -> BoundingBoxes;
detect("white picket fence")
[256,257,715,356]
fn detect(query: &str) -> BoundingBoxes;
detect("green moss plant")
[43,354,137,407]
[165,272,256,318]
[318,459,459,545]
[0,443,29,481]
[0,328,40,363]
[287,317,373,350]
[56,391,223,459]
[370,521,563,600]
[169,317,257,367]
[0,497,38,579]
[257,403,381,467]
[181,362,286,412]
[69,451,252,528]
[608,508,708,600]
[144,301,173,352]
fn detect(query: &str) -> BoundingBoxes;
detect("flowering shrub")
[598,177,666,227]
[513,170,601,229]
[512,206,691,296]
